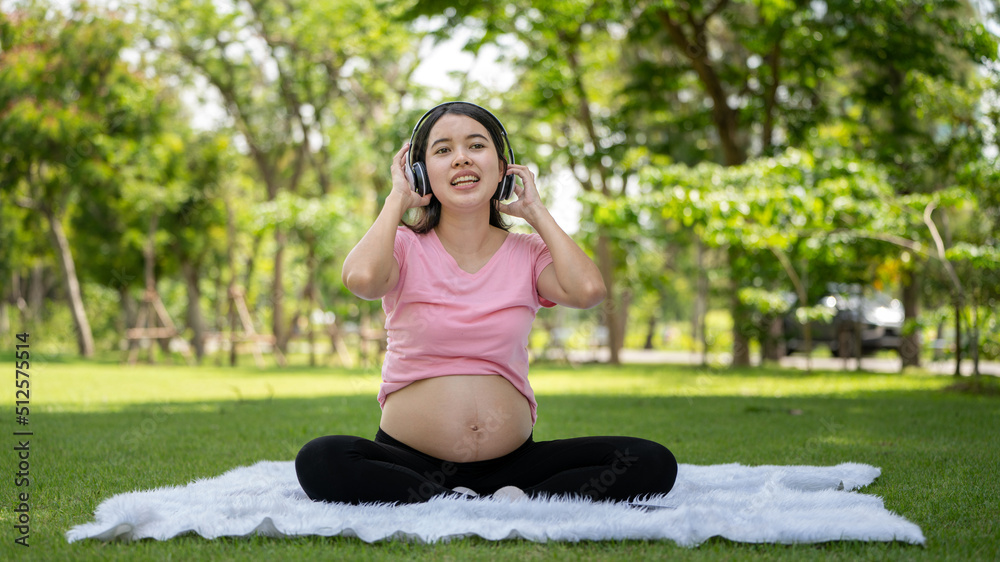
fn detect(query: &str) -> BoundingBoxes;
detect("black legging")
[295,429,677,505]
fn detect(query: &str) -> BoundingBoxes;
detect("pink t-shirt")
[378,226,555,423]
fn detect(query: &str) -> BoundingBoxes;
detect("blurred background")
[2,0,998,374]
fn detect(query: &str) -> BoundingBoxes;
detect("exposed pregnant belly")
[379,375,533,462]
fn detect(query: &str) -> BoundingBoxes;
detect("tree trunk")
[970,304,980,377]
[213,269,225,332]
[272,227,287,354]
[694,239,708,366]
[212,264,224,366]
[900,270,921,368]
[595,232,622,364]
[140,214,171,360]
[181,258,206,362]
[559,36,626,365]
[303,235,319,368]
[28,263,44,320]
[10,272,26,323]
[731,297,751,366]
[119,286,138,357]
[228,286,239,367]
[225,199,239,367]
[42,205,95,357]
[953,299,962,377]
[853,309,863,372]
[615,289,632,353]
[763,317,782,361]
[643,315,657,350]
[729,248,751,367]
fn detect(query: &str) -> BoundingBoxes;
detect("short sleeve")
[384,226,416,307]
[525,234,556,308]
[393,226,414,268]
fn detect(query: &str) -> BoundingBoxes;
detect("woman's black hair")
[404,102,511,234]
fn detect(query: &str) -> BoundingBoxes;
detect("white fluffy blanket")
[66,461,924,547]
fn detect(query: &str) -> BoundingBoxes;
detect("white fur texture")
[65,461,924,546]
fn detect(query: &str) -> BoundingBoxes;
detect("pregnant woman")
[295,101,677,504]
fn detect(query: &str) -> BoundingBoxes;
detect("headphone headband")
[406,101,516,200]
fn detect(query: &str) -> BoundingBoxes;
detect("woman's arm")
[342,143,432,300]
[499,165,606,309]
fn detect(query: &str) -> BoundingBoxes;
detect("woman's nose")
[452,149,470,166]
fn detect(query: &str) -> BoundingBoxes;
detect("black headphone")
[405,101,516,201]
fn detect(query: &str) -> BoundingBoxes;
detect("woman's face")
[423,113,504,209]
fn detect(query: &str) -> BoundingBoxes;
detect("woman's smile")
[450,173,481,189]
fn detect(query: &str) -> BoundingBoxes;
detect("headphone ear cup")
[496,176,515,201]
[412,162,431,196]
[404,162,416,189]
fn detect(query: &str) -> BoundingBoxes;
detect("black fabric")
[295,428,677,505]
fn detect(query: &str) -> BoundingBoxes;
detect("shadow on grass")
[943,376,1000,396]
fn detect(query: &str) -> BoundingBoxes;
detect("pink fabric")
[378,227,555,423]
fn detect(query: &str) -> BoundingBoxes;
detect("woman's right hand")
[390,142,434,210]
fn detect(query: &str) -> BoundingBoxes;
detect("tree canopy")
[2,0,998,373]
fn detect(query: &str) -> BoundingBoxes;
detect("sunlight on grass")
[32,361,382,412]
[27,359,955,413]
[530,364,952,398]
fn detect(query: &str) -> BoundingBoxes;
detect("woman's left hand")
[497,164,548,225]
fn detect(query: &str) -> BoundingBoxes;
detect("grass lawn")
[2,355,998,561]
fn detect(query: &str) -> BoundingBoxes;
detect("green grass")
[2,357,998,561]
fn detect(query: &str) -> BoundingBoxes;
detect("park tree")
[616,0,996,366]
[143,0,309,356]
[616,0,840,364]
[155,132,234,361]
[814,0,999,368]
[624,150,910,365]
[403,0,1000,366]
[1,1,176,357]
[141,0,425,355]
[0,180,53,332]
[255,192,363,366]
[406,0,646,363]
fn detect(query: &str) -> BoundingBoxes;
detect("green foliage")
[633,149,906,250]
[2,0,998,367]
[946,241,1000,269]
[738,287,792,316]
[0,1,190,355]
[254,192,365,263]
[0,2,173,200]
